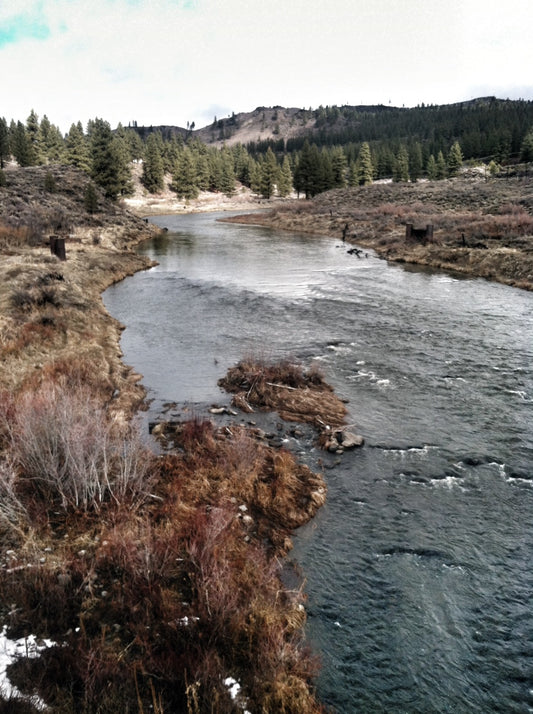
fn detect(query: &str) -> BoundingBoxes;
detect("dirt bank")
[223,176,533,291]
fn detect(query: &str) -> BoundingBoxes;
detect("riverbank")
[0,165,159,419]
[0,166,331,712]
[222,176,533,291]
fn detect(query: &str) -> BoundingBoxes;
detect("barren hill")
[136,103,397,148]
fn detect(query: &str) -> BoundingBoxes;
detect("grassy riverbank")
[224,175,533,291]
[0,166,334,711]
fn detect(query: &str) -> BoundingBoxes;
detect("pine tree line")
[2,103,533,203]
[0,111,295,200]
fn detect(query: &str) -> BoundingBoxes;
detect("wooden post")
[50,235,66,260]
[405,223,412,239]
[426,224,434,241]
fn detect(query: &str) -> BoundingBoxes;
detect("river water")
[103,212,533,713]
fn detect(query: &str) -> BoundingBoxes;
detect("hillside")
[134,103,397,148]
[134,97,533,164]
[192,105,395,147]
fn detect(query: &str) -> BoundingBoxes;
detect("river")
[103,212,533,713]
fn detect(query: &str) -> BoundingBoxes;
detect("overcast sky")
[1,0,532,133]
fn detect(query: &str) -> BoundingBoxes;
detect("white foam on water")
[388,445,436,458]
[506,389,531,402]
[349,369,393,389]
[430,475,465,489]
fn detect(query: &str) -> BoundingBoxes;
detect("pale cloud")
[1,0,532,133]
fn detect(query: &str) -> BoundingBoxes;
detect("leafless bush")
[4,383,153,511]
[0,458,28,535]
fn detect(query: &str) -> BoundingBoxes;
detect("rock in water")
[340,431,364,449]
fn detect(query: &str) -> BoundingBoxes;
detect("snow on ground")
[0,626,55,709]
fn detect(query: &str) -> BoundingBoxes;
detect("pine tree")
[112,134,134,196]
[208,151,223,192]
[90,118,132,199]
[426,154,437,180]
[84,182,98,214]
[25,109,41,165]
[163,137,181,173]
[37,115,51,162]
[195,154,210,191]
[393,145,410,182]
[220,149,235,196]
[447,141,463,176]
[277,155,293,197]
[294,140,321,198]
[44,170,56,193]
[409,142,423,182]
[347,161,358,187]
[520,129,533,162]
[356,142,373,185]
[38,116,65,163]
[331,146,347,188]
[375,145,395,179]
[125,129,144,162]
[65,122,91,172]
[259,147,279,198]
[0,117,9,168]
[142,133,165,193]
[318,149,334,193]
[249,158,262,194]
[171,148,198,199]
[11,121,33,166]
[436,150,447,179]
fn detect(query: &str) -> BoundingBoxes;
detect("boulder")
[340,431,365,449]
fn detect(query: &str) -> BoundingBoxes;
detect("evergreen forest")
[2,98,533,202]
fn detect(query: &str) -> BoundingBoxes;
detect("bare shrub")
[5,382,153,511]
[0,458,28,536]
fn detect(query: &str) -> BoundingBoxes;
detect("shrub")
[3,382,153,512]
[84,182,98,214]
[0,458,28,537]
[43,171,56,193]
[0,223,29,249]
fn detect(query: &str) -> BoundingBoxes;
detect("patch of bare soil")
[123,162,275,216]
[224,176,533,291]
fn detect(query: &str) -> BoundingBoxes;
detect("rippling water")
[104,212,533,713]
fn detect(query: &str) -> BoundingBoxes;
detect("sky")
[1,0,532,133]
